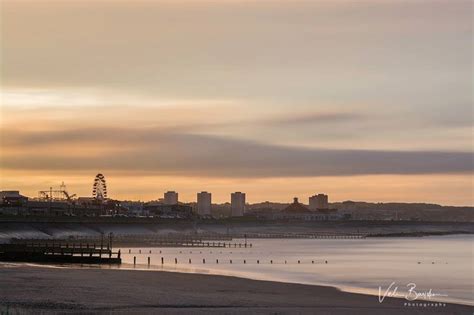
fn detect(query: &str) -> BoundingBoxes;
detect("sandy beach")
[0,265,471,314]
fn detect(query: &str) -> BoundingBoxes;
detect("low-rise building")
[144,202,193,219]
[0,191,28,215]
[120,201,145,216]
[274,197,344,221]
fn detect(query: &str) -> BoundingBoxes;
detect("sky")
[0,0,472,205]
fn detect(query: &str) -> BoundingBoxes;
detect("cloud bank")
[2,127,472,177]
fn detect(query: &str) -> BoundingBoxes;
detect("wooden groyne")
[7,231,364,252]
[227,232,367,239]
[115,233,234,242]
[10,237,252,248]
[147,240,252,248]
[0,242,121,264]
[92,232,366,243]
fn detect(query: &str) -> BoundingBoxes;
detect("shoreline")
[13,261,472,307]
[0,264,471,314]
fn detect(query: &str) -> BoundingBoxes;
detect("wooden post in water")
[109,232,113,250]
[148,257,150,266]
[161,257,164,264]
[134,256,136,265]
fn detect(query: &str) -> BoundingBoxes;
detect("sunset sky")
[0,0,472,205]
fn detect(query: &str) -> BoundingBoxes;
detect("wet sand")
[0,265,471,314]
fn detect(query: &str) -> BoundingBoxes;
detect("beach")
[0,265,471,314]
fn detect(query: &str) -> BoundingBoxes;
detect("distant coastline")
[1,219,473,244]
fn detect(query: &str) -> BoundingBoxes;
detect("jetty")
[0,240,121,264]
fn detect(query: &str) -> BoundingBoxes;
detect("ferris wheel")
[92,173,108,200]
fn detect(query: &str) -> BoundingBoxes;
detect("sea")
[113,235,473,306]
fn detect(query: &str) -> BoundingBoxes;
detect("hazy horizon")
[1,0,472,206]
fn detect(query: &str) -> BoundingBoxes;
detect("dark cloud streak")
[1,127,472,177]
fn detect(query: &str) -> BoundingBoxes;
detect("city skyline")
[1,0,472,206]
[3,175,472,207]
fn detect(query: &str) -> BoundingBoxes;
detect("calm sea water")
[116,235,473,305]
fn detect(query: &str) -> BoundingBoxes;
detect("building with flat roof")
[144,203,193,219]
[0,191,28,205]
[309,194,329,210]
[0,191,28,215]
[231,192,246,217]
[275,197,342,221]
[197,191,212,216]
[164,191,178,205]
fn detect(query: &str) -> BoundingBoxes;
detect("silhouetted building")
[164,191,178,205]
[0,191,28,206]
[197,191,212,216]
[277,197,342,221]
[282,197,311,213]
[144,203,193,219]
[120,201,145,216]
[309,194,329,210]
[27,200,71,216]
[0,191,28,215]
[231,192,246,217]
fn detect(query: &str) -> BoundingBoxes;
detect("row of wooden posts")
[132,256,329,266]
[128,248,257,254]
[148,241,252,248]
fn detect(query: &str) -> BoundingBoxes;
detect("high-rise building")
[309,194,329,210]
[164,191,178,205]
[231,192,246,217]
[197,191,212,216]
